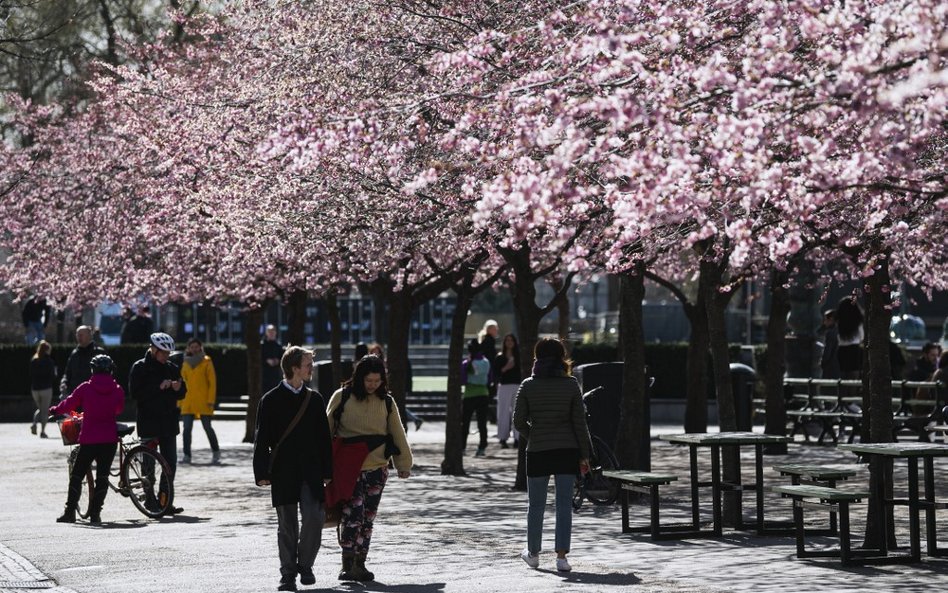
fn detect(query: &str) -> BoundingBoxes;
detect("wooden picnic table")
[660,432,792,536]
[838,441,948,563]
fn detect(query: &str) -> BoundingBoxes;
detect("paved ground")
[2,420,947,593]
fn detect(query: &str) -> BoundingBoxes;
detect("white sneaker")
[520,549,539,569]
[556,557,572,572]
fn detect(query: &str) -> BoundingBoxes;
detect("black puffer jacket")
[129,350,186,437]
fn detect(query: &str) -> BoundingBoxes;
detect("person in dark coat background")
[128,332,186,514]
[254,346,332,592]
[261,324,286,393]
[60,326,106,399]
[120,305,155,344]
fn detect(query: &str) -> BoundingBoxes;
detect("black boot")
[351,553,374,581]
[338,552,355,581]
[56,506,76,523]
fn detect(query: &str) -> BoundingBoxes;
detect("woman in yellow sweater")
[326,354,412,582]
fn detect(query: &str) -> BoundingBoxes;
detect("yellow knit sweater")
[326,388,413,473]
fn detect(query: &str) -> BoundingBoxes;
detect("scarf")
[184,353,205,368]
[532,357,567,378]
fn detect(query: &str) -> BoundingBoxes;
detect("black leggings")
[462,395,489,449]
[67,442,117,513]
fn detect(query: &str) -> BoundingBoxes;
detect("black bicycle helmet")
[90,354,116,375]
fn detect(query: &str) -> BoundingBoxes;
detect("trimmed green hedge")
[0,343,249,398]
[571,342,765,399]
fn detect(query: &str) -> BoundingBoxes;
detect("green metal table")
[838,441,948,563]
[660,432,792,536]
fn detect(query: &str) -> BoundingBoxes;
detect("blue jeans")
[527,474,574,555]
[25,321,44,344]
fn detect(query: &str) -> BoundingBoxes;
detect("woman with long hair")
[514,338,592,573]
[326,355,413,582]
[835,296,865,379]
[29,340,57,438]
[494,333,522,448]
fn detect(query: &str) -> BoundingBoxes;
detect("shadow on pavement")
[158,514,211,524]
[83,521,148,529]
[338,582,446,592]
[539,569,641,586]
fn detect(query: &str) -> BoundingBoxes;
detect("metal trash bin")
[729,363,757,431]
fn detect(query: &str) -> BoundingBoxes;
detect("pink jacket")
[52,374,125,445]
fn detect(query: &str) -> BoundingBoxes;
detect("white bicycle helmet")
[149,332,175,352]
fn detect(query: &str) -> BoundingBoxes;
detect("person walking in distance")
[29,340,57,438]
[262,325,286,393]
[49,355,124,524]
[514,338,593,573]
[179,338,221,464]
[326,355,412,582]
[129,332,186,514]
[461,339,492,457]
[60,326,106,400]
[254,346,332,592]
[21,296,51,345]
[494,333,522,449]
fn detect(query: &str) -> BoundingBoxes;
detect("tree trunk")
[701,257,741,526]
[548,275,570,340]
[763,270,791,454]
[509,254,541,492]
[284,289,307,347]
[442,283,474,476]
[616,267,650,470]
[327,293,343,387]
[242,306,265,443]
[863,255,896,549]
[684,291,710,433]
[386,290,413,426]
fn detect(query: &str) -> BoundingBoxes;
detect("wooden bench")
[602,470,689,539]
[773,484,868,565]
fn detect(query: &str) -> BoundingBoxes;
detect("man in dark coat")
[120,305,155,344]
[254,346,332,592]
[60,325,106,399]
[129,332,186,513]
[22,296,51,344]
[261,324,286,393]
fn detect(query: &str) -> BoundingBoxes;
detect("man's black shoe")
[277,578,297,591]
[298,566,315,585]
[168,506,184,515]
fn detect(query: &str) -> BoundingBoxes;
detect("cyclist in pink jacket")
[50,354,125,524]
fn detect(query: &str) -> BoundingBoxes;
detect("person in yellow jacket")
[179,338,221,464]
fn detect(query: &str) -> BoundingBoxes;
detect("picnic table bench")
[601,470,694,540]
[773,464,861,534]
[773,484,869,565]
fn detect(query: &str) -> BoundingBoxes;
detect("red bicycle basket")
[59,414,83,446]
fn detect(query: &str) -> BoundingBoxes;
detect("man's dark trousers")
[276,482,324,579]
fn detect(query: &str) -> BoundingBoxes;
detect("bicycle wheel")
[584,435,619,505]
[121,445,174,518]
[68,447,95,519]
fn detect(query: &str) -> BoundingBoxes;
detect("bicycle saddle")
[116,423,135,437]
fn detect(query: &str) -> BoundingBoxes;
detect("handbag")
[267,392,312,474]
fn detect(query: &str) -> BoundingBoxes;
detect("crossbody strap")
[268,392,312,473]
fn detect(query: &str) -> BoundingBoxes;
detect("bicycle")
[572,433,620,511]
[57,415,175,519]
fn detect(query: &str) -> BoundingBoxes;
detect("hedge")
[571,341,766,399]
[0,343,249,398]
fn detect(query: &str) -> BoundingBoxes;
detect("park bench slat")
[602,470,678,485]
[773,464,859,480]
[773,484,868,502]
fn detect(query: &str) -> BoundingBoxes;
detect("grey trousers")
[275,482,324,579]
